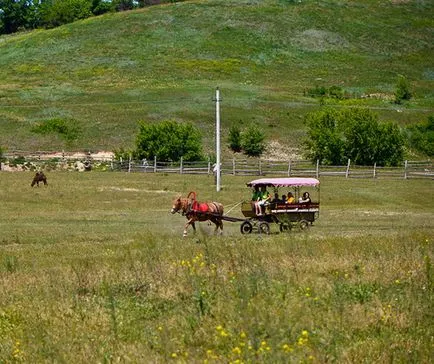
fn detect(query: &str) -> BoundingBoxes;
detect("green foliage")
[0,0,38,34]
[304,108,405,166]
[394,75,412,104]
[304,109,346,165]
[405,115,434,157]
[135,120,204,162]
[305,85,347,100]
[113,147,132,161]
[240,124,266,157]
[31,118,80,142]
[39,0,93,28]
[227,124,242,153]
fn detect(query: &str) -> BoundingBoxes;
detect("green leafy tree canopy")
[241,124,266,157]
[304,108,405,166]
[135,120,204,162]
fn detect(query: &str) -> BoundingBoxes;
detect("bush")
[31,118,80,142]
[405,116,434,157]
[135,120,204,162]
[394,75,412,104]
[304,108,405,166]
[227,124,242,153]
[241,124,266,157]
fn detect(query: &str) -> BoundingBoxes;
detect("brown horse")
[171,194,224,237]
[31,171,47,187]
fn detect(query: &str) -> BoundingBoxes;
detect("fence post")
[180,156,183,174]
[259,159,262,176]
[404,160,408,179]
[345,159,351,178]
[316,159,320,178]
[154,156,157,173]
[128,154,132,173]
[287,161,291,176]
[207,157,211,175]
[373,162,377,179]
[233,158,236,176]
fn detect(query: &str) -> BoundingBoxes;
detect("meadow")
[0,171,432,362]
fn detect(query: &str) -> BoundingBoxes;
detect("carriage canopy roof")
[247,177,320,188]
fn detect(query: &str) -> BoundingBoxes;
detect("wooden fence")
[112,157,432,180]
[1,151,432,179]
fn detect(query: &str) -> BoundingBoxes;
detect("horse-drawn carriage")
[239,177,320,234]
[171,177,320,236]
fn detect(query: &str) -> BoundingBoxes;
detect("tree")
[241,124,266,157]
[0,0,38,34]
[394,74,412,104]
[227,124,242,153]
[39,0,92,28]
[405,115,434,157]
[135,120,204,161]
[304,108,405,166]
[304,109,346,165]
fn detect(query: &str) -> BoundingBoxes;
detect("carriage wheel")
[299,220,309,230]
[259,222,270,235]
[240,221,253,234]
[279,223,291,232]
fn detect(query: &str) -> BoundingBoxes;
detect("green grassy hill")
[0,0,433,157]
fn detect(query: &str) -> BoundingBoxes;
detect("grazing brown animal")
[171,192,224,237]
[31,171,47,187]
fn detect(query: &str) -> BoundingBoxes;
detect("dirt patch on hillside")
[262,141,302,161]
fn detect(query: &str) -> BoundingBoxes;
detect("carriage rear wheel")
[240,221,253,234]
[299,220,309,230]
[259,222,270,235]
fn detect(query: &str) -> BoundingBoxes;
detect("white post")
[154,156,157,173]
[288,160,291,176]
[233,158,236,175]
[346,159,351,178]
[373,162,377,179]
[215,87,221,192]
[128,153,132,173]
[404,160,408,179]
[316,159,320,178]
[180,156,183,174]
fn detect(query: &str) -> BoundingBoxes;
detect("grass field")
[0,171,432,362]
[1,0,433,154]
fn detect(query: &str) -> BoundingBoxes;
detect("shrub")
[394,74,412,104]
[135,120,204,162]
[31,118,80,142]
[227,124,242,153]
[241,124,266,157]
[405,115,434,157]
[304,108,405,166]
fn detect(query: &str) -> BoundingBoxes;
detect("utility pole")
[215,87,221,192]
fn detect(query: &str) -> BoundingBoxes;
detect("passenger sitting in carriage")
[286,192,295,204]
[271,193,280,203]
[256,186,271,216]
[298,191,311,204]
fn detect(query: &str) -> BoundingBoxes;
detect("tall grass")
[0,171,432,362]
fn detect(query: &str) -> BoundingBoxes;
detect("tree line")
[111,108,432,166]
[0,0,183,34]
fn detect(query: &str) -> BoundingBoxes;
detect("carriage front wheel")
[240,221,253,234]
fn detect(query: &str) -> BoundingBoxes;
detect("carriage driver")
[257,186,271,216]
